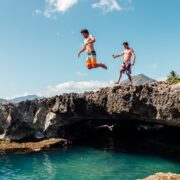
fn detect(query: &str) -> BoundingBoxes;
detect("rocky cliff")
[0,82,179,141]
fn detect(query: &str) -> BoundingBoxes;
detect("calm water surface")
[0,145,180,180]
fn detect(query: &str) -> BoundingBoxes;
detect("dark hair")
[123,42,129,46]
[81,29,89,35]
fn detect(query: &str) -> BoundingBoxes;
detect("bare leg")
[127,73,133,86]
[90,57,107,70]
[115,69,123,84]
[93,63,107,70]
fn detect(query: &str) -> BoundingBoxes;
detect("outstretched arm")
[131,49,136,65]
[112,51,124,59]
[78,46,86,58]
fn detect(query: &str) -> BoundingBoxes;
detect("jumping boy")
[78,29,107,70]
[113,42,136,85]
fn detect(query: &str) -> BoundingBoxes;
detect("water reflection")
[0,145,180,180]
[0,152,57,179]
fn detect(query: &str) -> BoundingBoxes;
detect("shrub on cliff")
[167,71,180,84]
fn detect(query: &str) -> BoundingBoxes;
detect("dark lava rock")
[0,82,179,141]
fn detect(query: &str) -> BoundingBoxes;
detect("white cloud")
[4,81,113,99]
[36,0,133,18]
[92,0,122,13]
[157,76,167,81]
[44,0,79,18]
[38,80,113,97]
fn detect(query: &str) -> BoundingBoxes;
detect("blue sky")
[0,0,180,98]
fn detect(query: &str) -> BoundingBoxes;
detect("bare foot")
[114,82,120,85]
[102,64,108,70]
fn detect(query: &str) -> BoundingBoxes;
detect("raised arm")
[131,49,136,65]
[112,51,124,59]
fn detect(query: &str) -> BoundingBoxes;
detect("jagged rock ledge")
[0,82,179,141]
[0,138,70,153]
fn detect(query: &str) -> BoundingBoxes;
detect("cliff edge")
[0,82,179,141]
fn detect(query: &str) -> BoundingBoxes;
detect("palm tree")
[167,71,180,84]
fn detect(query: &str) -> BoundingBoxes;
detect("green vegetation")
[167,71,180,84]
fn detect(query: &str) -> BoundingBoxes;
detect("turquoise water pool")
[0,146,180,180]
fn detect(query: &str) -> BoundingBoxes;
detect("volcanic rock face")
[0,82,179,141]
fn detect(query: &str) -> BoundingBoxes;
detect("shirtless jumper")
[78,29,107,70]
[113,42,136,85]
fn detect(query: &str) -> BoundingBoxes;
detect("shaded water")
[1,124,180,180]
[0,145,180,180]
